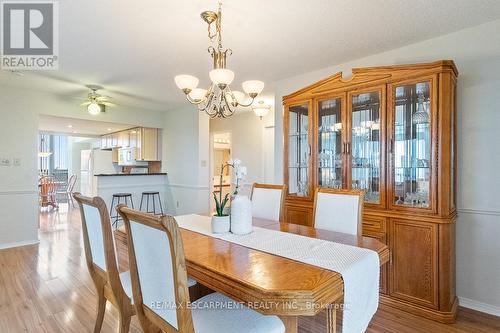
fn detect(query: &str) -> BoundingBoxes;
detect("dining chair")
[313,188,365,236]
[39,176,58,209]
[57,174,77,205]
[73,193,135,333]
[117,205,285,333]
[251,183,286,222]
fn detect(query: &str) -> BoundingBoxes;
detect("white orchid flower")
[236,166,247,179]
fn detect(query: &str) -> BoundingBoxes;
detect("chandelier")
[174,1,264,118]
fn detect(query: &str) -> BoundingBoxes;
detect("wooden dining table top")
[180,217,389,317]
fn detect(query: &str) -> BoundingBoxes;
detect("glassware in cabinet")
[392,82,431,208]
[287,104,310,197]
[350,91,382,204]
[317,98,344,189]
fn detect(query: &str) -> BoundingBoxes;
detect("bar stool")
[139,191,163,215]
[110,193,134,229]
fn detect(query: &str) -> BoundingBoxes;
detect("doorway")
[210,132,232,213]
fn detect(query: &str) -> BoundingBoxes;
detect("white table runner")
[176,214,379,333]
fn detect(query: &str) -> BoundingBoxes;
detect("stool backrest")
[117,206,194,333]
[251,183,286,222]
[313,188,365,236]
[73,193,123,296]
[67,174,77,193]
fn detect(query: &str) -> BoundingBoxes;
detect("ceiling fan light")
[174,75,199,92]
[87,102,101,115]
[209,69,235,86]
[189,88,208,102]
[242,80,264,96]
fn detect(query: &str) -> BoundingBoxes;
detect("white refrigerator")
[80,149,116,196]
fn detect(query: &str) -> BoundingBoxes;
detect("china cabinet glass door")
[391,81,433,209]
[287,103,310,197]
[317,97,345,189]
[349,89,385,206]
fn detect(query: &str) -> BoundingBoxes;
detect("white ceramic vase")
[230,195,253,235]
[211,215,230,233]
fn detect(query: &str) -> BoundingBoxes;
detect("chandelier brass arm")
[174,1,264,119]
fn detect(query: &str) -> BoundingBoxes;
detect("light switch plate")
[13,158,21,166]
[0,157,11,166]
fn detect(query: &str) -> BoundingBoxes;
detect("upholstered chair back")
[118,206,194,332]
[73,194,122,292]
[313,189,365,236]
[251,183,286,222]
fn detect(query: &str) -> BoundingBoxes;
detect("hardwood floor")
[0,203,498,332]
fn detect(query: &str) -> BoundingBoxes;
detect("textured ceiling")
[1,0,500,112]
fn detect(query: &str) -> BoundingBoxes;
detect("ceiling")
[2,0,500,112]
[39,115,133,136]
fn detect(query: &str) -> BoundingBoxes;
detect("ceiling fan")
[81,85,116,115]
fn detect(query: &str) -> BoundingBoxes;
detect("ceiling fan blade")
[96,95,113,102]
[80,101,91,106]
[101,101,116,107]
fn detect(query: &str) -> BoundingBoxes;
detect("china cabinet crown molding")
[282,60,458,323]
[283,60,458,103]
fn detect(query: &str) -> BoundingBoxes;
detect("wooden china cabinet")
[282,60,458,322]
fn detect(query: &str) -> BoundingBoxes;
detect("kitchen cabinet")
[100,134,113,149]
[100,135,108,149]
[282,60,457,323]
[100,127,160,162]
[129,129,138,148]
[118,131,130,148]
[137,127,159,161]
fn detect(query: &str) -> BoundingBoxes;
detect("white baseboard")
[459,296,500,317]
[0,239,40,250]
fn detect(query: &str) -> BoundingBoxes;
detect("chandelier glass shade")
[252,101,271,119]
[174,2,264,118]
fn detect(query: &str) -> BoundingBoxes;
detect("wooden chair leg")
[327,305,337,333]
[93,289,106,333]
[143,322,162,333]
[118,311,131,333]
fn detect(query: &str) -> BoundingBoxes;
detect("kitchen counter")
[95,173,167,176]
[92,174,168,218]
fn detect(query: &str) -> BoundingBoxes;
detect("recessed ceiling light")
[107,128,112,131]
[67,125,73,128]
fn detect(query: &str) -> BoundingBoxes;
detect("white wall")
[0,85,166,248]
[210,108,275,196]
[161,108,210,215]
[0,103,39,249]
[271,19,500,315]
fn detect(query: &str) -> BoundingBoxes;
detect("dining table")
[178,217,390,333]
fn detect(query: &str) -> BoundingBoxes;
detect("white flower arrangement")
[229,158,247,195]
[213,158,247,215]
